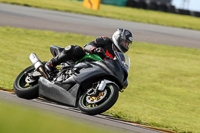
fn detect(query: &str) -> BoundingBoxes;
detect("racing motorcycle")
[13,45,130,115]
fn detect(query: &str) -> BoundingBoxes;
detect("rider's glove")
[93,47,106,59]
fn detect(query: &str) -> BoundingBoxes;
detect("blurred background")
[78,0,200,17]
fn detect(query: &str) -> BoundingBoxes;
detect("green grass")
[0,27,200,133]
[0,100,115,133]
[0,0,200,30]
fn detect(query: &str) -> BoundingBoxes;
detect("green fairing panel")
[76,54,102,63]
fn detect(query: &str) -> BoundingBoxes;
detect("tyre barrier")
[191,11,200,17]
[126,0,200,18]
[177,9,191,15]
[157,3,168,12]
[126,0,138,8]
[147,2,158,10]
[168,5,176,13]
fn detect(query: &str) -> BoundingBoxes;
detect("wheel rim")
[81,85,113,108]
[17,67,38,89]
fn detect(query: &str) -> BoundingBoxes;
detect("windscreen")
[114,51,130,72]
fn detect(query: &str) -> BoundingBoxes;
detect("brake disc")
[86,89,107,104]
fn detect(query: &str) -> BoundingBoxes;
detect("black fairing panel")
[73,62,109,83]
[39,77,80,107]
[104,59,128,83]
[73,59,126,87]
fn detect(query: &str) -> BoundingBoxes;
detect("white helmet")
[112,28,133,53]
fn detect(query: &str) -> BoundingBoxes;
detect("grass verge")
[0,100,115,133]
[0,27,200,133]
[0,0,200,30]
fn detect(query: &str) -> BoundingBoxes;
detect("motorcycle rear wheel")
[13,65,39,99]
[78,83,119,115]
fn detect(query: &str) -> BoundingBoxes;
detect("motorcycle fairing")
[73,62,109,83]
[38,56,128,107]
[73,59,127,89]
[39,77,80,107]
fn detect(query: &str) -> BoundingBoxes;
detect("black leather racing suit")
[46,36,115,71]
[84,36,115,59]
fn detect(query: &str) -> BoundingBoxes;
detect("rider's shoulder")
[101,36,111,40]
[96,36,111,43]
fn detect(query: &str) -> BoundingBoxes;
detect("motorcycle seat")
[50,45,64,57]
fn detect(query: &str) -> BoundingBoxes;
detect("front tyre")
[78,83,119,115]
[13,65,39,99]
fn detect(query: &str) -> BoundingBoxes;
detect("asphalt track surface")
[0,91,162,133]
[0,3,200,49]
[0,3,199,133]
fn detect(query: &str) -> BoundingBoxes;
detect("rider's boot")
[45,58,57,72]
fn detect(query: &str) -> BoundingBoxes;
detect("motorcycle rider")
[45,28,133,72]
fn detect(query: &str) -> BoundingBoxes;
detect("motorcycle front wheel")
[78,83,119,115]
[13,65,39,99]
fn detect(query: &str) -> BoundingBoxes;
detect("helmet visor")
[120,39,132,50]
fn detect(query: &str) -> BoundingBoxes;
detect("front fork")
[97,79,118,91]
[87,79,119,96]
[29,53,49,79]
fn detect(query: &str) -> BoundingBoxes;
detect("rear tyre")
[13,65,39,99]
[78,83,119,115]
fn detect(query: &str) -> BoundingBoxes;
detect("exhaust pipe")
[29,53,48,79]
[29,53,43,70]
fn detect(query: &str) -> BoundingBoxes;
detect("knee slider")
[72,45,86,61]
